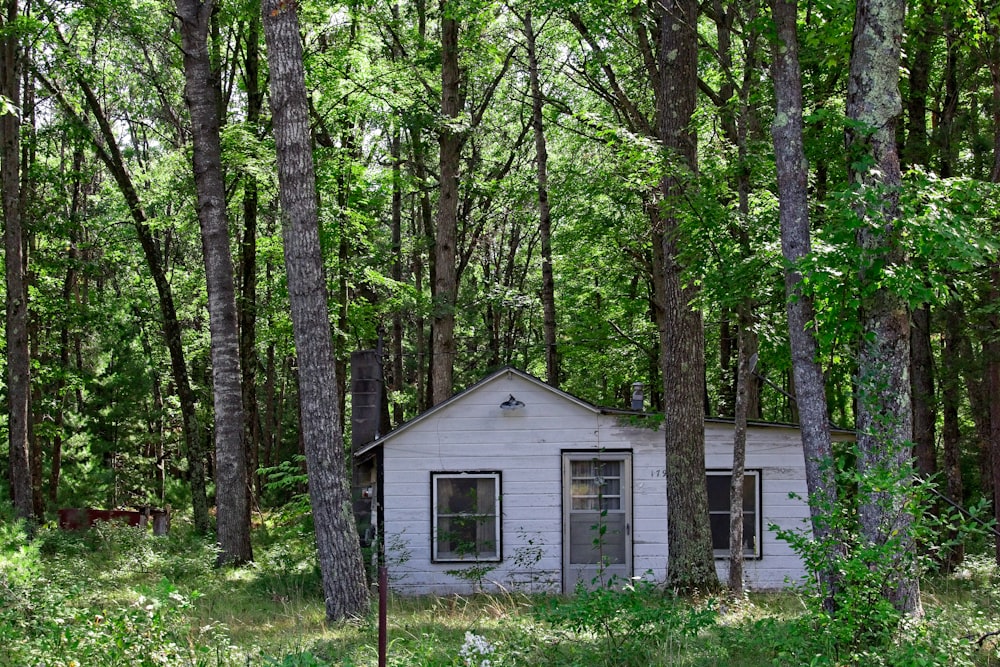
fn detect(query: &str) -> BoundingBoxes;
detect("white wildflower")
[459,631,495,667]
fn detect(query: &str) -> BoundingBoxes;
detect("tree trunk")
[847,0,920,614]
[989,36,1000,565]
[940,300,965,569]
[523,9,559,388]
[901,0,935,169]
[910,304,936,479]
[2,0,33,526]
[770,0,841,611]
[958,316,993,501]
[241,7,263,502]
[728,308,756,596]
[410,123,433,412]
[654,0,718,592]
[262,0,368,620]
[389,3,404,425]
[49,143,86,506]
[177,0,252,565]
[431,3,461,405]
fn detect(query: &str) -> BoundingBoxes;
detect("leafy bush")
[773,444,993,666]
[533,578,717,666]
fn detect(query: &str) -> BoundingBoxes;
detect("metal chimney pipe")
[631,382,644,411]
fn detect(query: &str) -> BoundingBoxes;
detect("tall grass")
[1,508,998,666]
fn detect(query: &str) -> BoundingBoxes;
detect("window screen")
[432,473,501,562]
[706,470,760,558]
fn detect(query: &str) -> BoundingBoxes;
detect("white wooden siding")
[376,370,818,594]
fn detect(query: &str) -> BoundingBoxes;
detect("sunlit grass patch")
[4,505,1000,666]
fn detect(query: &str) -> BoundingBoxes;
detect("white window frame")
[431,472,502,563]
[707,469,761,559]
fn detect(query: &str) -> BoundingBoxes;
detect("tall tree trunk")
[262,0,368,620]
[388,3,404,427]
[728,308,756,596]
[653,0,718,592]
[770,0,841,612]
[241,7,263,502]
[49,143,86,505]
[177,0,252,565]
[2,0,33,526]
[410,124,433,412]
[937,23,959,177]
[901,0,935,169]
[958,319,993,500]
[847,0,920,614]
[902,0,937,484]
[523,9,558,388]
[431,2,461,405]
[941,300,965,569]
[989,32,1000,565]
[390,120,404,426]
[23,58,43,520]
[989,282,1000,567]
[910,304,936,479]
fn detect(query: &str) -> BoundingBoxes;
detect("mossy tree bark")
[847,0,920,615]
[654,0,718,592]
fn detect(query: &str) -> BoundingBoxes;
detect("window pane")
[743,475,756,511]
[707,472,758,556]
[572,460,622,510]
[707,475,729,511]
[441,478,479,514]
[710,513,729,551]
[569,513,626,564]
[435,475,498,560]
[599,461,621,478]
[743,515,756,551]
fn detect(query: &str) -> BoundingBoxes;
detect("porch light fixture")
[500,394,525,410]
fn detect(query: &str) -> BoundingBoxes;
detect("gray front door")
[563,452,632,591]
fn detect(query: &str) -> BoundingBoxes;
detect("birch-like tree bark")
[262,0,368,620]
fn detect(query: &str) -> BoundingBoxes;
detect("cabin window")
[432,472,501,562]
[707,470,761,559]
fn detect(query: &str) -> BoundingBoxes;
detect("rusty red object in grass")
[57,507,171,535]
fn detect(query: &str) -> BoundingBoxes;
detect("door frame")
[561,449,633,592]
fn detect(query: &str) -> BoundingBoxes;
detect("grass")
[2,512,1000,666]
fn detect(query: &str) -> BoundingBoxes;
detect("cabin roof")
[352,367,598,457]
[353,366,854,458]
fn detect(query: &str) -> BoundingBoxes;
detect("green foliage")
[534,579,717,666]
[1,523,232,666]
[773,445,995,665]
[3,501,999,666]
[259,454,311,508]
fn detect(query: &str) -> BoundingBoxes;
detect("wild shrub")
[533,578,717,666]
[774,444,992,666]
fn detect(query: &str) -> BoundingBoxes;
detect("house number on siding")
[650,469,667,478]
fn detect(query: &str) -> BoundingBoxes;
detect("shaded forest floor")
[2,510,999,666]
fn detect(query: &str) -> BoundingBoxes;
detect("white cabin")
[353,367,838,595]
